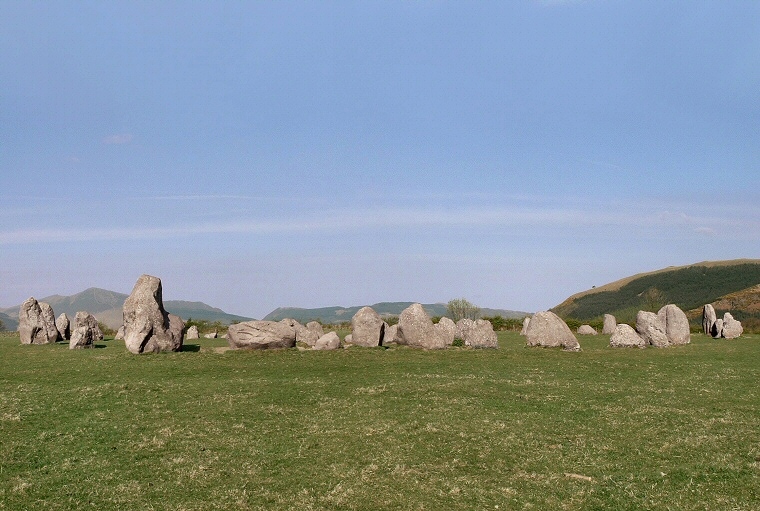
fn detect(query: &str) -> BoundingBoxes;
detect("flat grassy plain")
[1,331,758,510]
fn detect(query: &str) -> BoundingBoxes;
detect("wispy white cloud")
[103,133,133,145]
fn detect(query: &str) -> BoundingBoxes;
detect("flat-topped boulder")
[227,320,296,350]
[456,319,498,348]
[396,303,447,350]
[525,311,580,351]
[609,324,646,348]
[602,314,616,335]
[702,304,717,336]
[314,331,341,350]
[56,313,71,341]
[351,307,386,347]
[721,312,743,339]
[19,297,59,345]
[123,274,185,354]
[577,325,598,335]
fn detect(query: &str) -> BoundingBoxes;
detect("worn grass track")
[1,332,758,510]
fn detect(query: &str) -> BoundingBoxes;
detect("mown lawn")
[0,331,758,510]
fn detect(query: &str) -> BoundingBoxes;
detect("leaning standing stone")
[524,311,580,351]
[123,274,185,354]
[609,324,646,348]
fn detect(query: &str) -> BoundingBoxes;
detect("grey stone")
[525,311,580,351]
[343,334,353,345]
[314,331,341,350]
[306,321,324,337]
[435,317,457,346]
[702,304,717,336]
[18,297,58,345]
[636,311,668,348]
[295,321,320,347]
[186,325,200,339]
[39,302,62,343]
[204,332,218,339]
[712,318,724,338]
[721,312,743,339]
[226,320,295,350]
[657,304,690,345]
[56,313,71,341]
[396,303,447,350]
[351,307,385,347]
[457,318,498,349]
[602,314,616,335]
[123,274,185,354]
[609,324,646,348]
[75,311,104,342]
[577,325,598,335]
[519,317,531,336]
[383,324,399,345]
[69,326,95,349]
[115,325,125,340]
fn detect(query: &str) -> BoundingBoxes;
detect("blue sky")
[1,1,759,318]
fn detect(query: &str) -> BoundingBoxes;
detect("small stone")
[609,324,646,348]
[186,326,200,339]
[314,331,341,350]
[577,325,598,335]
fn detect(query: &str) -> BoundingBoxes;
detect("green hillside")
[553,260,760,325]
[264,302,529,324]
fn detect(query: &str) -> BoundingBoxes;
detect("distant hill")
[263,302,529,324]
[0,288,252,330]
[0,311,18,331]
[552,259,760,328]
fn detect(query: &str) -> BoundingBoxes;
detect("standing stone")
[306,321,324,337]
[122,274,185,354]
[396,303,447,350]
[711,318,724,338]
[702,304,717,336]
[351,307,386,347]
[609,324,646,348]
[636,311,669,348]
[75,311,104,342]
[721,313,743,339]
[577,325,598,335]
[519,317,531,336]
[314,331,341,350]
[69,326,95,349]
[56,313,71,341]
[186,325,200,339]
[383,324,399,345]
[18,297,58,345]
[204,332,218,339]
[435,317,458,346]
[457,319,498,349]
[39,302,62,343]
[525,311,580,351]
[295,322,320,346]
[602,314,616,335]
[115,325,125,340]
[657,304,690,345]
[226,320,295,350]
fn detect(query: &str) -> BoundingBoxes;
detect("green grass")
[1,332,759,510]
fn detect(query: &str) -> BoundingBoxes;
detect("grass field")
[1,331,758,510]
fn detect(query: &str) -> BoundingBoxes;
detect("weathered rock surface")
[293,321,319,346]
[457,318,498,349]
[351,307,386,347]
[226,320,295,350]
[314,331,341,350]
[40,302,62,343]
[712,318,724,338]
[577,325,598,335]
[204,332,218,339]
[19,297,58,344]
[344,334,353,345]
[306,321,324,337]
[56,313,71,341]
[435,317,457,346]
[525,311,580,351]
[519,317,531,336]
[657,304,690,345]
[186,325,200,339]
[123,274,185,354]
[75,311,104,342]
[69,326,95,349]
[383,324,399,345]
[609,324,646,348]
[396,303,447,350]
[721,312,743,339]
[636,311,669,348]
[602,314,616,335]
[702,304,717,336]
[115,325,125,340]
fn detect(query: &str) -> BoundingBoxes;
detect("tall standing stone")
[56,313,71,341]
[657,304,690,345]
[18,297,58,345]
[351,307,385,347]
[702,304,717,336]
[39,302,62,343]
[396,303,447,350]
[123,274,185,354]
[524,311,580,351]
[602,314,616,335]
